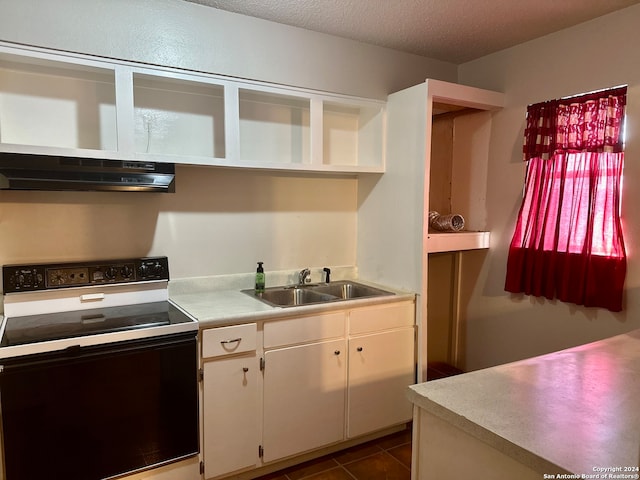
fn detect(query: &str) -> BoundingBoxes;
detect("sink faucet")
[298,268,311,285]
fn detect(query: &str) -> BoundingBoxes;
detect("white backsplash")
[168,265,357,295]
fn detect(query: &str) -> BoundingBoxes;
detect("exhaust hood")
[0,154,175,193]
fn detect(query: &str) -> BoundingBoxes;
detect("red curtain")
[505,87,627,311]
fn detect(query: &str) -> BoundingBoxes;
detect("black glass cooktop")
[1,302,193,347]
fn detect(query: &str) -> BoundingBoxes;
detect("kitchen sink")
[242,280,395,308]
[254,287,336,307]
[312,281,394,299]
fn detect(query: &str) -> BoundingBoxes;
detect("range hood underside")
[0,154,176,193]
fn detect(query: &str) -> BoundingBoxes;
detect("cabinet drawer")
[264,312,345,348]
[202,323,257,358]
[349,301,415,335]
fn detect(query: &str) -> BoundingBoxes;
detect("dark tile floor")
[254,427,412,480]
[426,361,464,381]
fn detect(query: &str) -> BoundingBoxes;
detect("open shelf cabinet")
[424,81,504,375]
[323,100,385,169]
[357,78,504,383]
[0,49,117,157]
[132,73,226,160]
[238,88,311,166]
[0,42,385,174]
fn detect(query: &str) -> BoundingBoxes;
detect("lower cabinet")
[199,299,415,479]
[202,355,258,478]
[262,338,347,462]
[347,302,416,438]
[201,324,259,479]
[347,327,415,438]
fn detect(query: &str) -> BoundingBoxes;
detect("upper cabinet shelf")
[0,43,385,174]
[322,100,384,170]
[132,73,227,160]
[238,88,311,167]
[0,49,118,157]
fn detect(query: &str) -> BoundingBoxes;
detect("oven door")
[0,332,198,480]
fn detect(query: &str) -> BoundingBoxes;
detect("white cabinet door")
[262,339,347,462]
[347,328,415,438]
[202,354,258,479]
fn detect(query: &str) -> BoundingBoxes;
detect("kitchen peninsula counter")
[407,330,640,479]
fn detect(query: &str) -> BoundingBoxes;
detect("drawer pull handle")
[220,338,242,344]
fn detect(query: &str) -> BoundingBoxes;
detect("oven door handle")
[80,293,105,302]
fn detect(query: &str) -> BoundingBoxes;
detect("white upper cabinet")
[132,73,227,161]
[0,48,117,157]
[0,42,385,174]
[238,88,311,167]
[322,100,385,171]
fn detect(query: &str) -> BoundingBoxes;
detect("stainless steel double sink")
[242,280,395,308]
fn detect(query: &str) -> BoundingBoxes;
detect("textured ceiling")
[184,0,640,63]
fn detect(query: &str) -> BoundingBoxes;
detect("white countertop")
[169,277,416,328]
[408,329,640,475]
[170,289,276,325]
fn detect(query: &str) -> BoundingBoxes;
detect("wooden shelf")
[426,231,490,253]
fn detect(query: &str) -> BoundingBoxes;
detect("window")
[505,86,627,312]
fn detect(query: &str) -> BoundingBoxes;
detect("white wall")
[0,167,357,279]
[0,0,457,282]
[0,0,456,100]
[456,4,640,369]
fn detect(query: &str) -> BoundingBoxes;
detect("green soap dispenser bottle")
[255,262,265,293]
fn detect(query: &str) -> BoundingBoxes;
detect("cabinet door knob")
[334,350,341,355]
[243,367,249,372]
[357,347,363,352]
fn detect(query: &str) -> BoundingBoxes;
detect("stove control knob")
[121,265,133,279]
[153,262,164,277]
[105,266,118,280]
[138,263,149,278]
